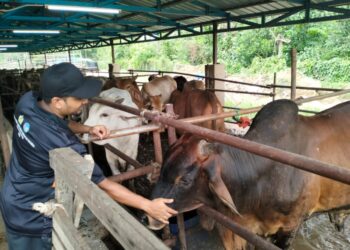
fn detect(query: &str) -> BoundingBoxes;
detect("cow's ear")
[132,75,138,81]
[204,161,240,216]
[197,140,220,162]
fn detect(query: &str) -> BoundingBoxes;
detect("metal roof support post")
[29,53,33,68]
[44,53,47,68]
[291,48,297,100]
[110,39,115,64]
[68,49,72,63]
[213,22,218,65]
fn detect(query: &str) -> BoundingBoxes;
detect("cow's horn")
[198,140,214,157]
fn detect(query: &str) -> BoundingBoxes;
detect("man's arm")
[98,178,177,224]
[68,121,109,139]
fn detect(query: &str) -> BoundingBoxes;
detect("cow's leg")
[217,225,247,250]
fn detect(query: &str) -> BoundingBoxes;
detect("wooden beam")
[50,148,169,250]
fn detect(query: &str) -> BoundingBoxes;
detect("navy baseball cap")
[40,62,102,100]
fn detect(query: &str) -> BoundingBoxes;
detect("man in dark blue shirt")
[0,63,177,250]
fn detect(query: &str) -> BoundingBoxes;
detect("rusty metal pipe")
[108,165,154,183]
[89,98,350,185]
[197,205,281,250]
[153,130,163,164]
[165,104,177,145]
[144,112,350,185]
[90,97,259,129]
[267,84,342,92]
[90,98,140,116]
[82,124,160,143]
[104,143,143,169]
[295,89,350,104]
[208,88,273,96]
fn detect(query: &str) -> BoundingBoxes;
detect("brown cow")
[148,99,350,249]
[170,88,225,132]
[184,80,205,91]
[141,75,177,111]
[103,76,143,109]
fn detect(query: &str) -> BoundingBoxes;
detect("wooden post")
[50,148,168,250]
[0,97,11,171]
[73,154,94,228]
[291,48,297,100]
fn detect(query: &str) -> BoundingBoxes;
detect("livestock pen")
[1,63,350,249]
[81,87,350,249]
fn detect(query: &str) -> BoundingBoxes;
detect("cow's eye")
[180,177,192,186]
[101,113,108,117]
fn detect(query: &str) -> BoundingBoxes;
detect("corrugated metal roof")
[0,0,349,53]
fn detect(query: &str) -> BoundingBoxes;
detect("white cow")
[84,88,141,175]
[141,75,177,111]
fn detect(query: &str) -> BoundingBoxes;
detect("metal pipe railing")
[128,69,270,89]
[267,84,343,92]
[197,205,280,250]
[207,88,273,96]
[103,144,155,183]
[89,98,350,185]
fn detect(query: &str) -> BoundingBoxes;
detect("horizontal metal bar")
[103,144,155,183]
[108,165,154,183]
[129,69,270,89]
[295,89,350,104]
[90,97,350,184]
[197,205,280,250]
[267,84,342,92]
[81,123,160,143]
[208,88,273,96]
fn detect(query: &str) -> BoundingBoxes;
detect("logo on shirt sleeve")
[18,115,24,125]
[14,114,35,148]
[23,122,30,133]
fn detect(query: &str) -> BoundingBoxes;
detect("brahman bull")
[141,75,177,111]
[149,99,350,249]
[170,88,225,132]
[84,88,141,175]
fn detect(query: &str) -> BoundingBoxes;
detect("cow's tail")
[207,91,218,130]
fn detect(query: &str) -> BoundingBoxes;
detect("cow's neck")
[218,141,306,214]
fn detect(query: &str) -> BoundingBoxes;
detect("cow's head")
[149,94,163,111]
[148,134,239,230]
[84,88,140,145]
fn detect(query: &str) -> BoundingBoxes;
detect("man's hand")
[88,125,110,139]
[144,198,178,224]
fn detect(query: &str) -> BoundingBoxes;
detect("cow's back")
[298,101,350,212]
[172,89,225,131]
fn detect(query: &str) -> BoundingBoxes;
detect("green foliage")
[248,56,286,74]
[1,18,350,89]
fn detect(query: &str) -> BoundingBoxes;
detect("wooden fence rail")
[49,147,168,250]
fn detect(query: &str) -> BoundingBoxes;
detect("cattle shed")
[1,1,350,250]
[0,1,349,55]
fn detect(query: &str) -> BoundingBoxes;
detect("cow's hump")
[245,100,298,143]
